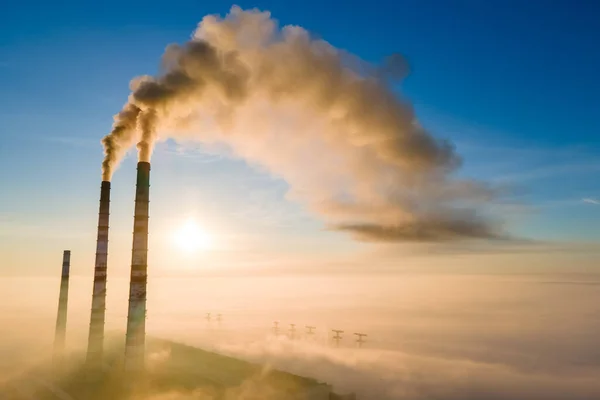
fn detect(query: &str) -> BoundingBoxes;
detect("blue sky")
[1,0,599,275]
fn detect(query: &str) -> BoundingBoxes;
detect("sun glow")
[173,219,212,252]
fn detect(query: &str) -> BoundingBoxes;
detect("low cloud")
[217,337,600,400]
[2,274,599,399]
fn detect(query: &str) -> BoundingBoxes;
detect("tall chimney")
[54,250,71,362]
[86,181,111,367]
[125,162,150,372]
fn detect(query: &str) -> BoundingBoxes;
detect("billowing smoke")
[101,6,501,242]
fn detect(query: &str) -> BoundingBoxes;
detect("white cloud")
[582,198,600,205]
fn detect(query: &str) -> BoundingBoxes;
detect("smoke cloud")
[101,6,501,242]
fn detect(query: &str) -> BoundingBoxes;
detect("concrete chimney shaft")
[86,181,111,367]
[125,161,150,372]
[54,250,71,361]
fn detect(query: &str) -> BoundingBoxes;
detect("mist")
[101,6,500,242]
[1,272,599,399]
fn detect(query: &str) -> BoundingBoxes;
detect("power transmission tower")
[273,321,279,336]
[205,313,211,322]
[289,324,296,340]
[354,333,367,348]
[305,325,316,339]
[331,329,344,347]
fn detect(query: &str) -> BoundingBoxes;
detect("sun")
[172,219,212,252]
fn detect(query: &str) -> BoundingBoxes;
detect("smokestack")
[86,181,111,367]
[54,250,71,362]
[124,162,150,372]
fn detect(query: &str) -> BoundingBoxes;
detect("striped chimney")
[53,250,71,362]
[124,162,150,372]
[86,181,111,367]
